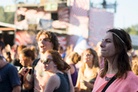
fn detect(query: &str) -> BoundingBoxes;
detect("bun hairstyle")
[20,47,35,60]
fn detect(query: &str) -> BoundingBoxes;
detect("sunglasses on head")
[42,58,53,65]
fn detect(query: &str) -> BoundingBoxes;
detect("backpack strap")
[31,58,40,89]
[32,58,40,73]
[32,58,40,67]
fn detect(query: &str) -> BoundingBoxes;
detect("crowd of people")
[0,28,138,92]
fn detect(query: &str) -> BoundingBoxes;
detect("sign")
[4,5,16,12]
[130,35,138,46]
[44,2,58,11]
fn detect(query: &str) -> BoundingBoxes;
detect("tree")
[0,6,5,22]
[125,24,138,35]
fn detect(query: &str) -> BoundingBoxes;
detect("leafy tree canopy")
[125,24,138,35]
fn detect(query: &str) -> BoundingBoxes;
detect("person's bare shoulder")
[45,73,60,92]
[50,74,60,83]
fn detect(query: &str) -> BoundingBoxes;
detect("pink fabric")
[92,71,138,92]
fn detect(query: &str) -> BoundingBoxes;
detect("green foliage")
[0,6,15,24]
[0,6,6,22]
[5,12,15,24]
[125,24,138,35]
[125,24,138,49]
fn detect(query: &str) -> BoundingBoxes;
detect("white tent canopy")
[74,36,91,55]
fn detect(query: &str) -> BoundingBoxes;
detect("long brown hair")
[82,48,99,68]
[100,28,132,78]
[47,50,70,72]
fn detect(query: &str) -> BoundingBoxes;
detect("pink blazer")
[92,71,138,92]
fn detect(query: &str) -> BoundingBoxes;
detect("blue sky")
[114,0,138,28]
[0,0,138,28]
[92,0,138,28]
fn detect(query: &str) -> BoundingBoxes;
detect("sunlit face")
[37,34,53,54]
[19,54,30,67]
[83,50,94,64]
[42,52,55,72]
[100,32,116,58]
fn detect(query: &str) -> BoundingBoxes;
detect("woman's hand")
[74,87,79,92]
[18,67,28,76]
[83,80,94,89]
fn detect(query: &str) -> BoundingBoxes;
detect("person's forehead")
[40,34,49,38]
[84,50,91,54]
[104,32,113,39]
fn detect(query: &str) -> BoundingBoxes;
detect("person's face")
[42,52,55,72]
[38,34,53,53]
[100,32,116,58]
[19,54,30,66]
[83,50,94,64]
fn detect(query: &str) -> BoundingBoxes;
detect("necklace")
[105,76,112,81]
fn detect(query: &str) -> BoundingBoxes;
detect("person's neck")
[40,53,46,60]
[49,68,63,74]
[107,58,118,74]
[107,67,118,74]
[85,63,93,69]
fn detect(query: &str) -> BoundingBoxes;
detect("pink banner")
[88,8,114,47]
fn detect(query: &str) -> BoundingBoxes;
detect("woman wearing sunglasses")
[41,50,74,92]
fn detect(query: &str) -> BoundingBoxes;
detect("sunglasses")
[42,58,53,65]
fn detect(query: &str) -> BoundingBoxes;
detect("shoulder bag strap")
[101,76,116,92]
